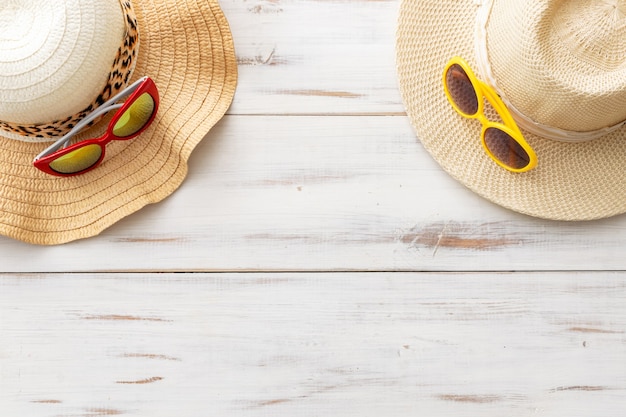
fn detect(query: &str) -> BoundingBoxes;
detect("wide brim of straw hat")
[396,0,626,221]
[0,0,237,245]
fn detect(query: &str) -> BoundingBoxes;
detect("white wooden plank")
[0,0,625,272]
[221,0,404,115]
[1,116,626,272]
[1,272,625,416]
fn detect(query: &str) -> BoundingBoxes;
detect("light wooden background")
[1,0,626,416]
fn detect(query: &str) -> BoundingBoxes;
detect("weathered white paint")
[0,1,623,272]
[1,273,625,416]
[224,0,404,115]
[1,1,625,415]
[0,115,625,272]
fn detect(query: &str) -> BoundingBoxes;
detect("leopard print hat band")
[0,0,139,142]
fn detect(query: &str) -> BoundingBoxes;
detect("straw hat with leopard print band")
[396,0,626,220]
[0,0,237,244]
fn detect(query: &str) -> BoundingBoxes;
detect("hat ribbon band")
[474,0,626,143]
[0,0,139,143]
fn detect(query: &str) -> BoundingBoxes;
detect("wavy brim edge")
[0,0,238,245]
[396,0,626,221]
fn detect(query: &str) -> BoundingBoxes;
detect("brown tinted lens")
[48,144,103,174]
[484,127,530,170]
[445,64,479,115]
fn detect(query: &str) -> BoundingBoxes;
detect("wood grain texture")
[1,273,625,416]
[1,1,625,415]
[0,0,623,272]
[1,116,626,271]
[223,0,403,115]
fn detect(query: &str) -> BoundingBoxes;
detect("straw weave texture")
[0,0,237,244]
[486,1,626,132]
[396,0,626,220]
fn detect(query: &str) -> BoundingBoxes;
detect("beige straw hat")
[0,0,237,244]
[396,0,626,220]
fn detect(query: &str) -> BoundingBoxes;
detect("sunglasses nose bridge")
[93,128,117,147]
[473,110,492,127]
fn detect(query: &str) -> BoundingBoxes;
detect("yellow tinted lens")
[112,93,155,137]
[48,144,103,174]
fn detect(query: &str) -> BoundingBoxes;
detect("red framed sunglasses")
[33,76,159,176]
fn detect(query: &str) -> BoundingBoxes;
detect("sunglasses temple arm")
[479,82,519,129]
[33,103,124,161]
[95,76,147,109]
[33,77,147,162]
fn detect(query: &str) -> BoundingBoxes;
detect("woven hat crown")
[0,0,137,142]
[483,0,626,136]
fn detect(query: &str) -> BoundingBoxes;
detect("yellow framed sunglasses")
[443,56,537,173]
